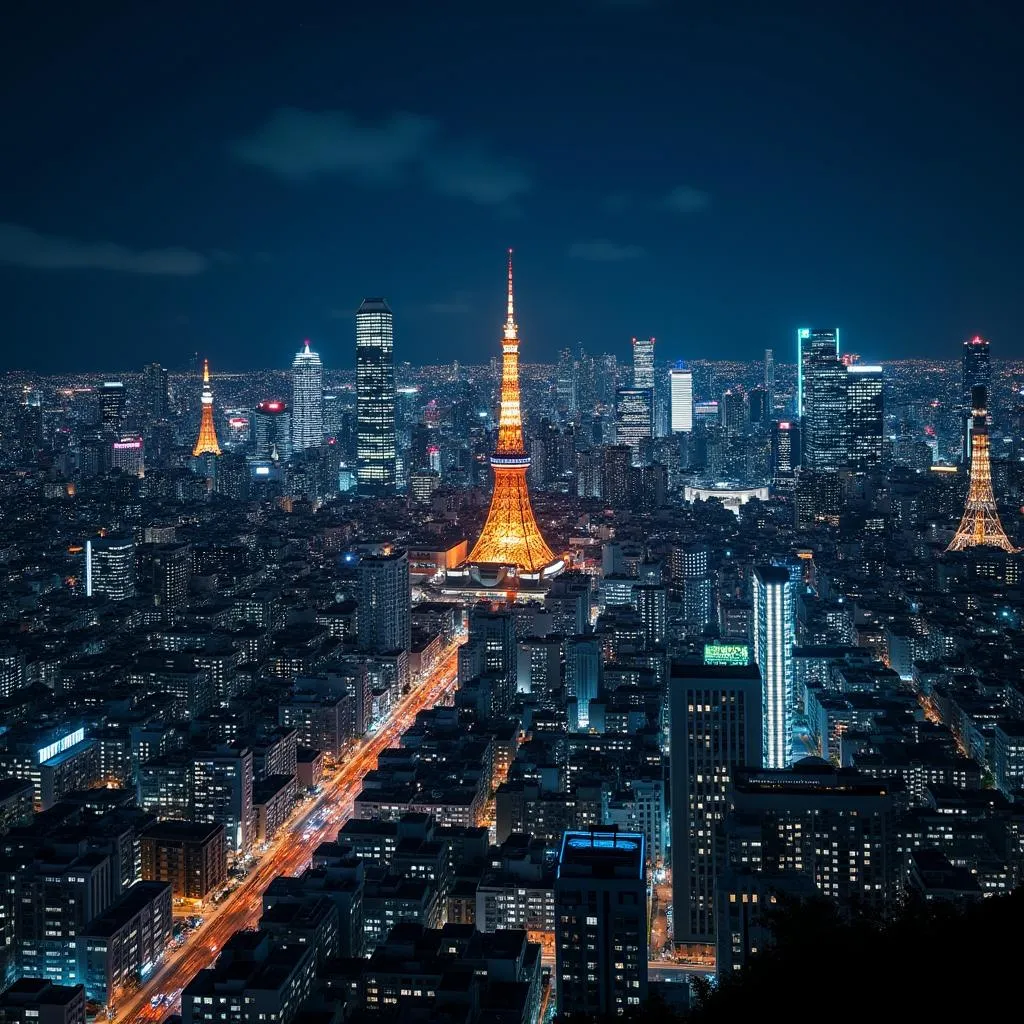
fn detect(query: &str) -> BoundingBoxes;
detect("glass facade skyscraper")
[290,340,323,452]
[846,364,884,470]
[753,565,794,769]
[355,298,397,495]
[614,387,653,463]
[631,337,655,389]
[802,356,848,472]
[797,327,838,417]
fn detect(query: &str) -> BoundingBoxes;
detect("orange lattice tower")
[466,251,560,576]
[947,385,1017,553]
[192,359,222,457]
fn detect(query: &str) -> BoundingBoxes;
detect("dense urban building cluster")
[0,255,1023,1024]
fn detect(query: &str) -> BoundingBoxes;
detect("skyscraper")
[802,355,848,471]
[291,340,323,453]
[763,348,775,408]
[100,381,126,428]
[192,359,222,457]
[85,537,135,600]
[464,251,560,580]
[614,388,653,463]
[845,364,884,470]
[797,327,838,417]
[554,830,647,1018]
[355,299,397,494]
[669,364,693,433]
[771,420,801,481]
[631,337,655,390]
[142,363,169,421]
[669,661,762,946]
[752,565,794,769]
[357,550,411,654]
[556,348,578,420]
[253,400,292,460]
[962,335,991,464]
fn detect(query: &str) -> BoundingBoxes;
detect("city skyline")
[1,5,1023,371]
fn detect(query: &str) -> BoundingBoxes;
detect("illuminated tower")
[192,360,222,457]
[466,251,560,578]
[291,339,323,452]
[947,386,1018,553]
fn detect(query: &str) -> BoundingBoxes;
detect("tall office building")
[142,363,169,421]
[962,335,991,412]
[748,385,768,426]
[796,327,838,417]
[669,662,762,945]
[633,584,667,648]
[291,340,324,453]
[355,298,397,494]
[771,420,801,480]
[110,434,145,476]
[152,544,192,609]
[557,348,578,420]
[554,830,648,1018]
[631,337,655,390]
[720,388,747,435]
[253,399,292,460]
[615,388,653,463]
[802,356,848,472]
[845,364,884,470]
[671,545,714,631]
[565,636,601,727]
[669,364,694,433]
[85,537,136,600]
[763,348,775,408]
[752,565,794,769]
[357,550,410,654]
[100,381,126,427]
[962,335,991,463]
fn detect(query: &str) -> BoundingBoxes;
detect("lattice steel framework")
[947,398,1017,553]
[467,251,558,573]
[192,359,222,457]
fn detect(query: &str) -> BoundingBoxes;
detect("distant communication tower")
[947,386,1017,553]
[192,359,222,457]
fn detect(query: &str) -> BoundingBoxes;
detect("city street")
[119,640,463,1023]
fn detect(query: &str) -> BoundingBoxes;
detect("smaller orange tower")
[947,385,1017,553]
[192,359,222,457]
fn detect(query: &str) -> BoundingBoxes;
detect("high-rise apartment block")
[357,550,411,655]
[85,537,135,601]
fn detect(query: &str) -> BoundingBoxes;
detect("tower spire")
[505,248,516,339]
[202,358,210,385]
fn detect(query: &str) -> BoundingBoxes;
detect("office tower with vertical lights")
[796,327,838,417]
[355,299,397,494]
[100,380,126,428]
[802,356,848,472]
[291,340,324,453]
[752,565,794,769]
[669,661,762,946]
[764,348,775,408]
[142,362,169,421]
[845,364,883,470]
[669,364,693,433]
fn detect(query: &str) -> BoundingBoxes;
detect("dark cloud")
[0,223,209,276]
[664,185,711,213]
[232,108,530,206]
[568,240,646,262]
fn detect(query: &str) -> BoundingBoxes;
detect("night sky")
[1,1,1021,372]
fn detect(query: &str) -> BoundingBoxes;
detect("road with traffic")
[119,641,463,1023]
